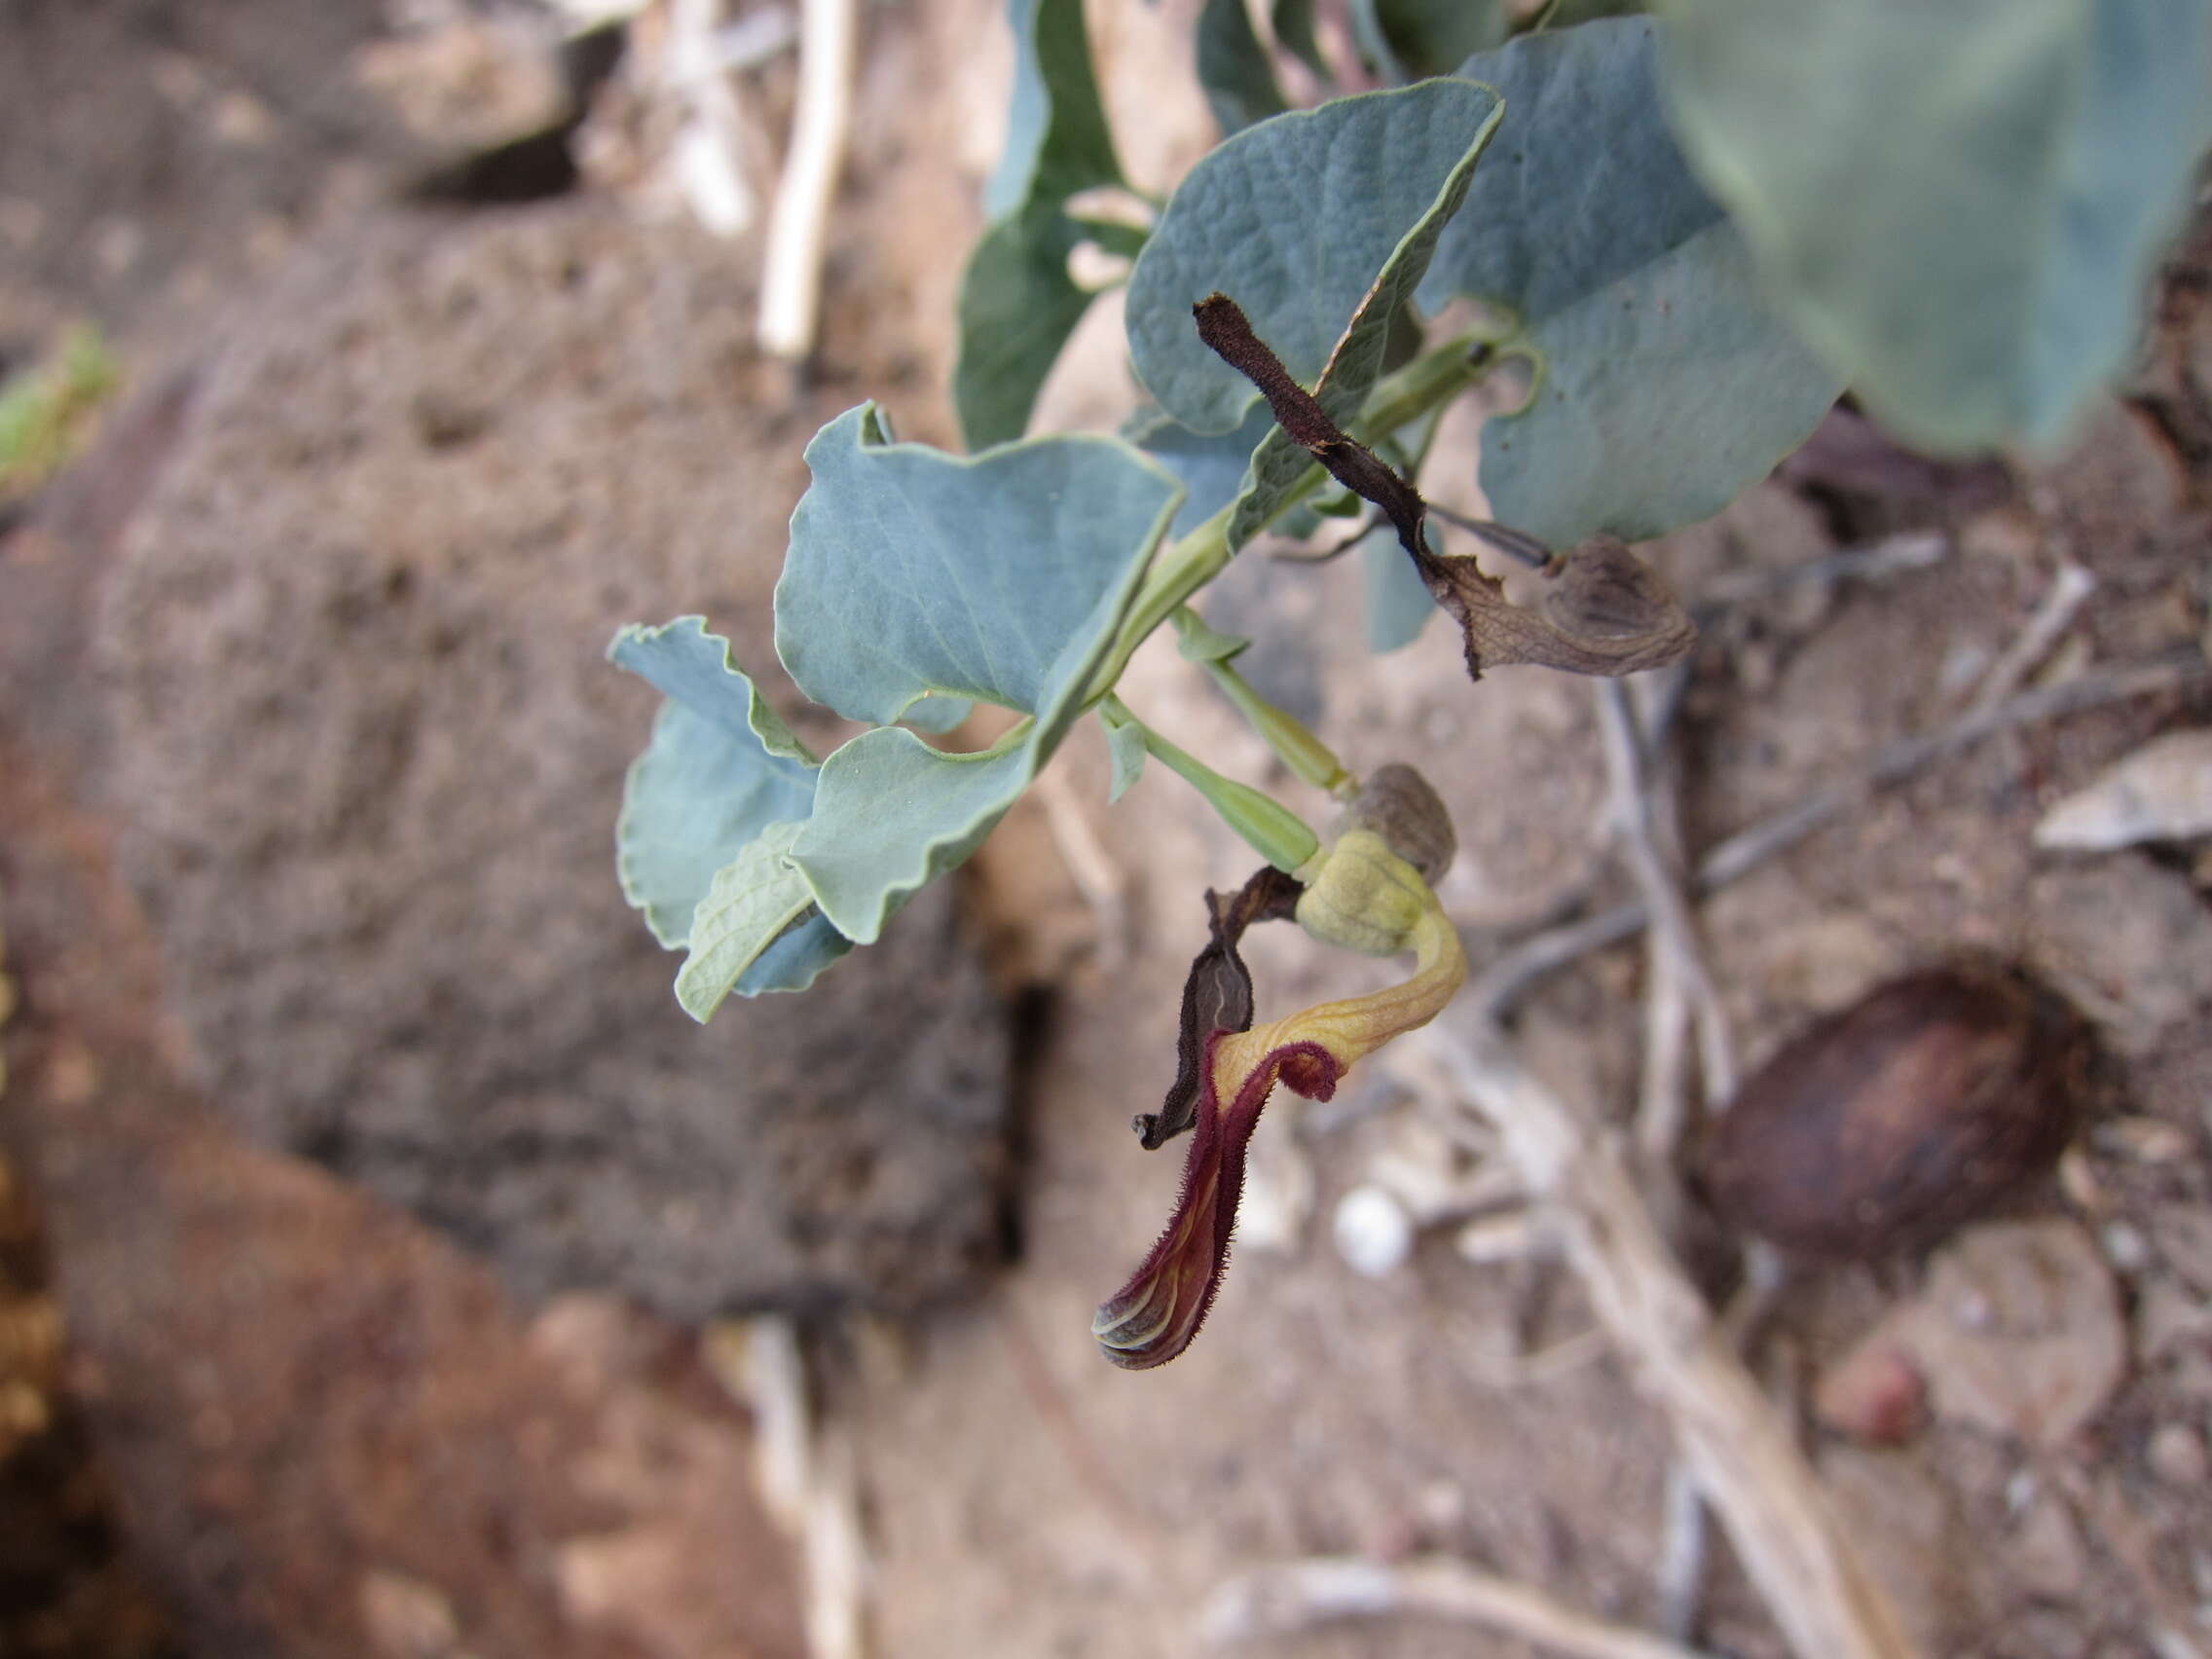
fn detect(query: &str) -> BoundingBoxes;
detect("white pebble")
[1334,1184,1415,1278]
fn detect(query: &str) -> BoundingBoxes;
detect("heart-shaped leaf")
[1485,219,1841,546]
[1657,0,2212,451]
[1419,18,1842,546]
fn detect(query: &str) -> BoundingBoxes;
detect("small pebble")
[2102,1221,2153,1273]
[2148,1422,2209,1488]
[1333,1185,1413,1278]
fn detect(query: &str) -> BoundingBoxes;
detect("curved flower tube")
[1092,883,1466,1369]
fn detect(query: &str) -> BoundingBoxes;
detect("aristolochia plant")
[612,4,2211,1367]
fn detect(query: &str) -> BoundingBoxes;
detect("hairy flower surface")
[1093,883,1465,1369]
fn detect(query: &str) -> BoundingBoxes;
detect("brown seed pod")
[1335,762,1456,885]
[1700,964,2089,1260]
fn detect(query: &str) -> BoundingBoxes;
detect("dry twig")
[1594,673,1736,1161]
[1963,559,2095,717]
[1418,1018,1922,1659]
[1693,530,1949,610]
[1203,1555,1719,1659]
[1467,649,2209,1016]
[759,0,857,361]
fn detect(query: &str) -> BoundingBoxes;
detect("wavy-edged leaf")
[1417,18,1841,545]
[611,613,814,764]
[1658,0,2212,451]
[957,0,1129,449]
[1487,220,1839,546]
[675,822,829,1021]
[776,404,1183,731]
[1128,78,1504,438]
[1198,0,1289,135]
[610,618,820,947]
[793,728,1037,941]
[773,410,1183,941]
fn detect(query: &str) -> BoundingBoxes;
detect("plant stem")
[1082,329,1496,702]
[1108,695,1320,871]
[1199,658,1355,797]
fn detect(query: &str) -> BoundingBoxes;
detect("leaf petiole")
[1101,694,1320,872]
[1171,608,1355,798]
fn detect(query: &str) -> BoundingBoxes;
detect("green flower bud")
[1295,829,1432,957]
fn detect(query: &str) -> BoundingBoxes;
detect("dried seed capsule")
[1700,965,2088,1260]
[1337,762,1456,885]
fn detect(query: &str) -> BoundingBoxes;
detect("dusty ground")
[2,4,2209,1659]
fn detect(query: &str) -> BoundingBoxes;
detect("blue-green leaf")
[1226,84,1504,546]
[1361,526,1432,651]
[1128,78,1504,437]
[1486,221,1837,544]
[793,726,1039,941]
[957,0,1130,449]
[609,617,820,947]
[1657,0,2212,452]
[1198,0,1290,135]
[776,405,1183,730]
[611,613,814,765]
[1127,401,1278,536]
[1097,702,1149,802]
[1418,18,1841,545]
[674,822,835,1021]
[771,409,1185,941]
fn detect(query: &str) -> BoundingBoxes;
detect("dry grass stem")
[758,0,856,360]
[1468,649,2209,1016]
[1964,559,2096,717]
[1202,1554,1720,1659]
[1419,1017,1922,1659]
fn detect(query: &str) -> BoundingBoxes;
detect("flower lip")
[1095,887,1466,1370]
[1092,1036,1340,1371]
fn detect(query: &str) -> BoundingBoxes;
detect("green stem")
[1083,329,1496,703]
[1173,608,1356,797]
[1107,695,1320,871]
